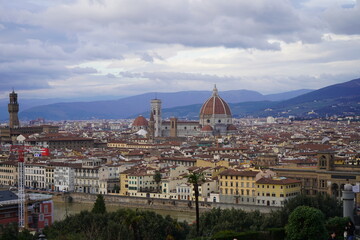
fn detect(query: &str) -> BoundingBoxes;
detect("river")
[53,201,196,223]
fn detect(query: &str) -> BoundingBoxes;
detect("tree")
[279,193,342,226]
[186,172,205,236]
[92,194,106,214]
[153,171,162,193]
[285,206,327,240]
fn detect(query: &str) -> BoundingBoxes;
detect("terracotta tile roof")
[256,177,301,185]
[219,169,258,177]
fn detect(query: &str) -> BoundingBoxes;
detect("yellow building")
[119,170,130,195]
[0,161,18,186]
[256,177,301,207]
[196,159,229,168]
[218,169,259,204]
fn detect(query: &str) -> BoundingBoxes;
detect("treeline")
[0,194,348,240]
[45,209,189,240]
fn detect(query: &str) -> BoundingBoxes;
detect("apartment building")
[256,177,301,207]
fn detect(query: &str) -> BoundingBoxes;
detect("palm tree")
[186,172,205,236]
[124,209,143,240]
[153,171,162,193]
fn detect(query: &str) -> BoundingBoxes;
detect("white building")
[74,167,99,194]
[25,163,46,189]
[54,164,75,192]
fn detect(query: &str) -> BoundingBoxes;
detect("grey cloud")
[8,0,324,50]
[0,60,69,90]
[0,39,68,62]
[106,73,116,78]
[140,53,154,63]
[119,71,238,82]
[324,1,360,34]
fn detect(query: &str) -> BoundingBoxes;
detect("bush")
[285,206,327,240]
[326,216,349,238]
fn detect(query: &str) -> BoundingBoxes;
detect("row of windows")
[221,176,254,180]
[75,169,98,173]
[257,184,300,189]
[257,192,299,197]
[177,188,190,193]
[220,188,255,196]
[0,175,13,179]
[25,176,44,181]
[26,170,44,175]
[221,182,255,188]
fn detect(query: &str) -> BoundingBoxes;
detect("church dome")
[201,125,213,131]
[132,115,148,127]
[199,85,231,116]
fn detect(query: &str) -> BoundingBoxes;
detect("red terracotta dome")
[133,115,148,127]
[201,125,213,131]
[200,86,231,116]
[227,124,237,131]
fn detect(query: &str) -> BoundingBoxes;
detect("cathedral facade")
[131,86,237,137]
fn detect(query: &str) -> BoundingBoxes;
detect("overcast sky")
[0,0,359,99]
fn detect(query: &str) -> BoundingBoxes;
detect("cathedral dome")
[199,86,231,116]
[132,115,148,127]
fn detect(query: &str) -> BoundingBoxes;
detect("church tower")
[8,90,20,128]
[148,111,155,141]
[151,99,162,137]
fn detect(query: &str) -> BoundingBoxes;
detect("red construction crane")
[10,145,26,229]
[9,145,50,229]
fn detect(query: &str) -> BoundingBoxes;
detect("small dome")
[227,124,237,131]
[201,125,213,131]
[133,115,148,127]
[200,85,231,116]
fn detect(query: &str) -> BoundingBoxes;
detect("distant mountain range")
[1,78,359,121]
[161,78,360,119]
[5,89,311,121]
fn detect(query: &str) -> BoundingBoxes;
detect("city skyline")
[0,0,359,99]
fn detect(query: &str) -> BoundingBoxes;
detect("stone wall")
[61,192,278,213]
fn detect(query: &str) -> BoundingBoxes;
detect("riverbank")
[53,192,278,215]
[53,201,197,222]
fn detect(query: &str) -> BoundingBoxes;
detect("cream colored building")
[256,177,301,207]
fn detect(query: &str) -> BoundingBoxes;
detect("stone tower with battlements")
[150,99,162,137]
[8,90,20,128]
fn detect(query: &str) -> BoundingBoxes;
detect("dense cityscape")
[1,1,360,239]
[0,87,359,239]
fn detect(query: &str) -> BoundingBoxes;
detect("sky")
[0,0,359,99]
